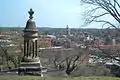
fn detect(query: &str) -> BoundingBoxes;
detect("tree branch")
[97,46,120,62]
[92,20,120,32]
[81,0,120,29]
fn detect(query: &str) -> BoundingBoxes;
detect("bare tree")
[0,40,24,69]
[65,55,79,75]
[93,44,120,62]
[0,45,11,69]
[81,0,120,31]
[80,0,120,61]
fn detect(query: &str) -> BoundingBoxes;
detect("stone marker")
[18,9,46,76]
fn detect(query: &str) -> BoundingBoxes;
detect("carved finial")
[28,8,34,19]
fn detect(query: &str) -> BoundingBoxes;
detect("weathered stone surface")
[18,9,45,76]
[21,57,40,62]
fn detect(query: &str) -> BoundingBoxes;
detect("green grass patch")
[0,76,120,80]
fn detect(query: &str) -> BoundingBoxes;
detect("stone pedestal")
[18,57,44,76]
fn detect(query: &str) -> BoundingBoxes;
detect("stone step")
[22,57,40,62]
[20,63,41,67]
[20,61,41,64]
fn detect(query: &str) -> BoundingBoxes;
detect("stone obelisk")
[18,9,42,76]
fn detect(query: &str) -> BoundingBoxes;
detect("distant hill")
[0,27,109,37]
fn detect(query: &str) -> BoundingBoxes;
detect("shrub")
[71,64,112,77]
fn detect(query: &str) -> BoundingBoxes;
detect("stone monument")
[18,9,43,76]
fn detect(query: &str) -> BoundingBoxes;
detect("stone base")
[18,57,45,76]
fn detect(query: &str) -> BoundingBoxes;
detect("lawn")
[0,76,120,80]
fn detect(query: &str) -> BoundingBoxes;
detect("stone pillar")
[32,41,35,58]
[35,40,37,57]
[24,40,27,57]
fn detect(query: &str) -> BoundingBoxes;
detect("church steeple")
[66,25,70,36]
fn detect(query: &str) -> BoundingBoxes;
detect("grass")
[0,76,120,80]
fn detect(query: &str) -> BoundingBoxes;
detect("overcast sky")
[0,0,101,28]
